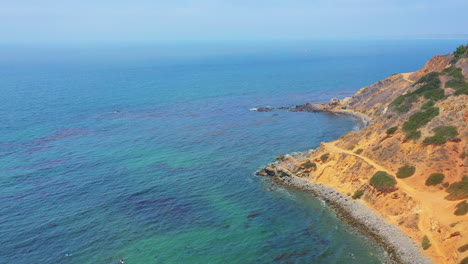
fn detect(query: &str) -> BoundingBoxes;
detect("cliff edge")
[259,45,468,264]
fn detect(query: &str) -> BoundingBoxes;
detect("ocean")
[0,40,462,263]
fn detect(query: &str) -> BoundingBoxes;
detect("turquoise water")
[0,40,463,263]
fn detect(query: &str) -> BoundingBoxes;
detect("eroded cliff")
[259,45,468,264]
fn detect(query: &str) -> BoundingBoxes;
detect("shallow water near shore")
[0,40,462,263]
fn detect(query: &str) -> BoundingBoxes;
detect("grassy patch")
[402,107,439,131]
[405,130,421,140]
[396,165,416,179]
[443,66,464,79]
[422,235,431,250]
[445,177,468,201]
[352,190,364,199]
[421,100,434,110]
[370,171,397,192]
[454,200,468,216]
[386,126,398,135]
[302,160,317,170]
[355,149,363,155]
[320,153,329,163]
[423,126,458,144]
[425,173,445,186]
[391,94,417,113]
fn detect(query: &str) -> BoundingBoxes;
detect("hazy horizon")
[2,0,468,44]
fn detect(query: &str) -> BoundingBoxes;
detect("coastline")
[257,161,431,264]
[255,107,429,264]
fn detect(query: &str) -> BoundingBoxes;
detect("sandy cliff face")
[263,50,468,264]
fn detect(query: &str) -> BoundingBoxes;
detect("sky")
[1,0,468,44]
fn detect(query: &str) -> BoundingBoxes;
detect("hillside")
[259,45,468,264]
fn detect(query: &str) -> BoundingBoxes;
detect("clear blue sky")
[2,0,467,44]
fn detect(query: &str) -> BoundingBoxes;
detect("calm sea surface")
[0,40,462,263]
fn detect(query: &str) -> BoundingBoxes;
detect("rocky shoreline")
[250,99,372,127]
[257,162,431,264]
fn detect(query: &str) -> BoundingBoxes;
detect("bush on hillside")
[370,171,397,192]
[442,67,464,80]
[405,130,421,140]
[425,173,445,186]
[423,126,459,144]
[445,177,468,201]
[454,200,468,216]
[422,235,431,250]
[415,72,441,86]
[386,126,398,135]
[302,160,317,170]
[396,165,416,179]
[452,44,468,63]
[352,190,364,199]
[355,149,363,154]
[421,100,434,110]
[320,153,330,163]
[402,107,439,131]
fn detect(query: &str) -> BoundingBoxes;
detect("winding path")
[320,141,449,260]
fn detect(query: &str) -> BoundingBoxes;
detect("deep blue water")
[0,40,463,263]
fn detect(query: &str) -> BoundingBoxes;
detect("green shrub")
[402,107,439,131]
[348,145,355,150]
[458,244,468,253]
[423,126,459,144]
[445,177,468,200]
[421,100,434,110]
[425,173,445,186]
[454,86,468,95]
[454,200,468,216]
[302,160,317,170]
[352,190,364,199]
[452,44,468,63]
[415,72,441,86]
[320,153,330,163]
[405,130,421,140]
[461,256,468,264]
[386,127,398,135]
[355,149,363,154]
[391,94,417,113]
[370,171,397,192]
[422,235,431,250]
[396,165,416,179]
[422,88,445,101]
[442,67,464,80]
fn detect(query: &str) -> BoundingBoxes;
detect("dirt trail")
[321,141,450,260]
[400,72,415,83]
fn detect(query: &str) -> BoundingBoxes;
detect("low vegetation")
[425,173,445,186]
[421,100,434,110]
[405,130,421,140]
[302,160,317,170]
[355,148,363,154]
[423,126,459,144]
[320,153,329,162]
[386,126,398,135]
[352,190,364,199]
[451,44,468,63]
[396,165,416,179]
[458,244,468,253]
[422,235,431,250]
[454,200,468,216]
[370,171,397,192]
[443,66,468,95]
[402,107,439,131]
[445,176,468,200]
